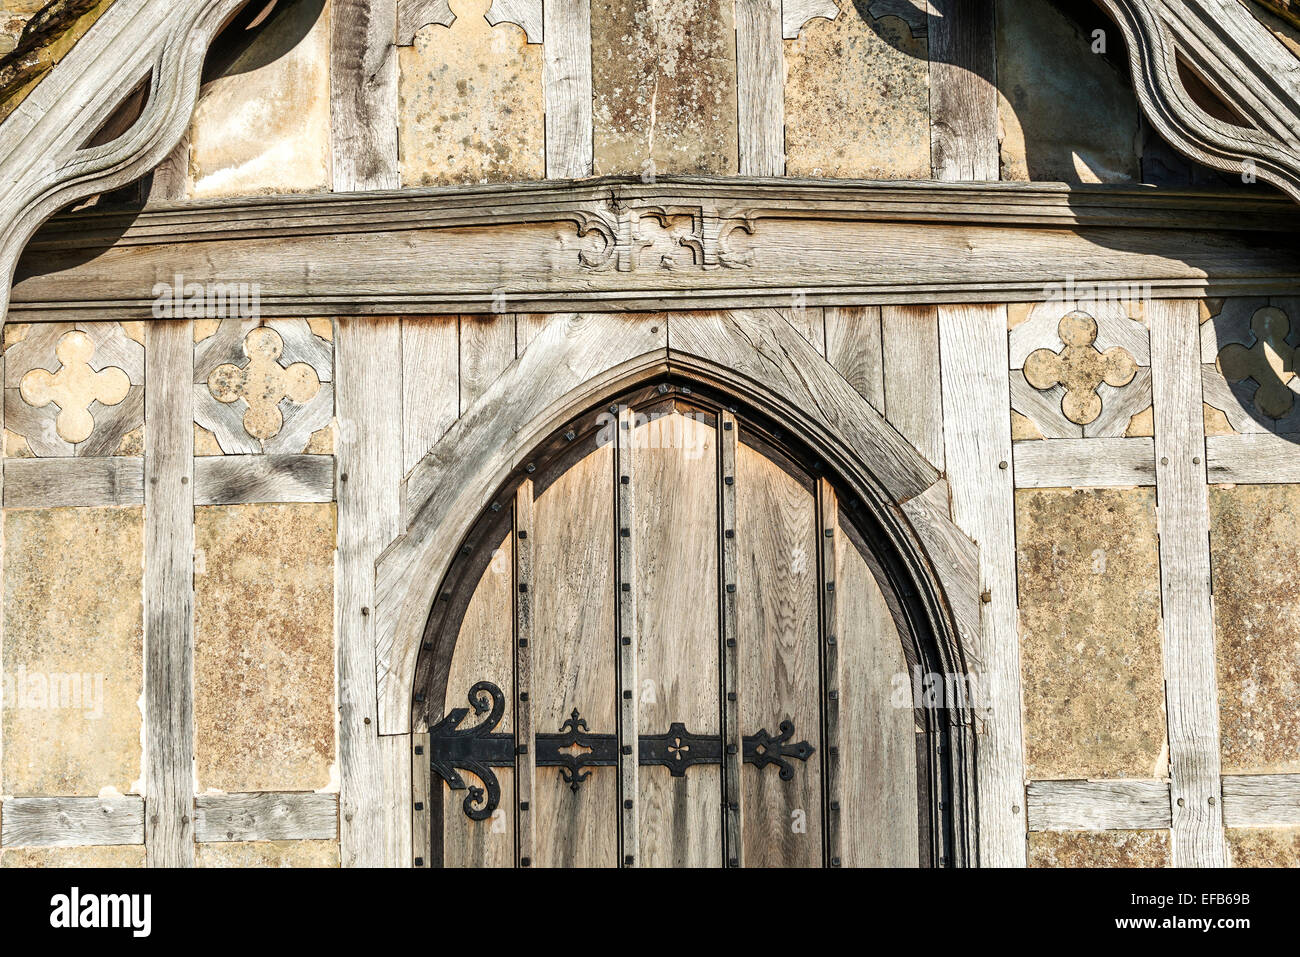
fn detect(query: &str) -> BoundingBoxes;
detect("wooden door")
[413,388,925,868]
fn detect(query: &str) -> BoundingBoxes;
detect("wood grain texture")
[1012,437,1157,488]
[335,318,406,867]
[531,447,618,866]
[734,440,820,867]
[938,303,1025,867]
[401,316,458,477]
[144,319,195,868]
[331,0,399,191]
[514,483,536,867]
[615,407,639,865]
[459,314,516,413]
[928,0,998,181]
[377,314,667,734]
[543,0,593,178]
[444,529,515,867]
[735,0,784,176]
[825,306,884,411]
[397,0,454,45]
[193,792,339,842]
[0,797,145,847]
[1221,774,1300,827]
[1149,298,1227,867]
[718,411,742,866]
[412,731,431,867]
[635,412,721,868]
[836,511,920,866]
[668,309,937,504]
[1026,780,1173,831]
[3,456,144,507]
[882,304,944,470]
[193,454,334,505]
[1206,432,1300,484]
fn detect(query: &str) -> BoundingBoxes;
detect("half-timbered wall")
[4,0,1300,870]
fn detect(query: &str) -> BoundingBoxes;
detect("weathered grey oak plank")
[193,792,339,842]
[825,306,884,411]
[1150,298,1226,868]
[1,797,145,848]
[928,0,998,181]
[542,0,593,178]
[401,316,458,478]
[1221,774,1300,827]
[144,319,195,867]
[3,456,144,507]
[1012,437,1157,488]
[193,454,334,505]
[336,318,405,866]
[1206,432,1300,484]
[331,0,399,191]
[1026,780,1173,831]
[938,303,1025,867]
[882,304,944,470]
[736,0,784,176]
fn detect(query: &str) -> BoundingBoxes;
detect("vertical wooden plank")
[532,446,618,867]
[735,0,784,176]
[331,0,400,191]
[459,314,516,414]
[144,319,195,868]
[825,305,885,409]
[779,305,825,356]
[401,316,458,476]
[717,411,743,867]
[443,531,515,867]
[383,732,414,866]
[836,515,920,867]
[816,479,842,868]
[336,317,404,867]
[938,303,1025,867]
[928,0,998,181]
[1150,298,1227,868]
[513,483,536,868]
[412,731,431,868]
[615,407,639,866]
[543,0,594,178]
[882,304,944,470]
[734,439,821,867]
[635,410,721,867]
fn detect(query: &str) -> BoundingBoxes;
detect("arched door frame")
[375,308,983,863]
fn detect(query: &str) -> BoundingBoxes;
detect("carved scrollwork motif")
[574,202,756,272]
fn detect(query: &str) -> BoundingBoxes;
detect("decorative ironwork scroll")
[428,682,814,820]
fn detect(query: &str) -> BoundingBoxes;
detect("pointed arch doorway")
[410,380,960,868]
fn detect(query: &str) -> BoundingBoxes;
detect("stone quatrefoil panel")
[1200,298,1300,434]
[3,322,145,457]
[1009,302,1153,440]
[194,318,333,455]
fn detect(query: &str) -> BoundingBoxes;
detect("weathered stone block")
[399,0,545,186]
[1210,485,1300,774]
[785,0,930,179]
[591,0,738,175]
[1017,488,1166,779]
[2,507,143,796]
[196,839,339,867]
[1029,829,1171,867]
[194,503,336,792]
[0,844,144,868]
[1226,827,1300,867]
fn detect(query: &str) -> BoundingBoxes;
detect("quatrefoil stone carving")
[208,327,321,440]
[1217,306,1297,419]
[19,331,130,443]
[1023,313,1138,425]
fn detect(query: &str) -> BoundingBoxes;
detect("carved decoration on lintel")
[573,201,756,273]
[3,321,145,457]
[1200,296,1300,434]
[397,0,541,46]
[193,317,334,455]
[1009,299,1152,440]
